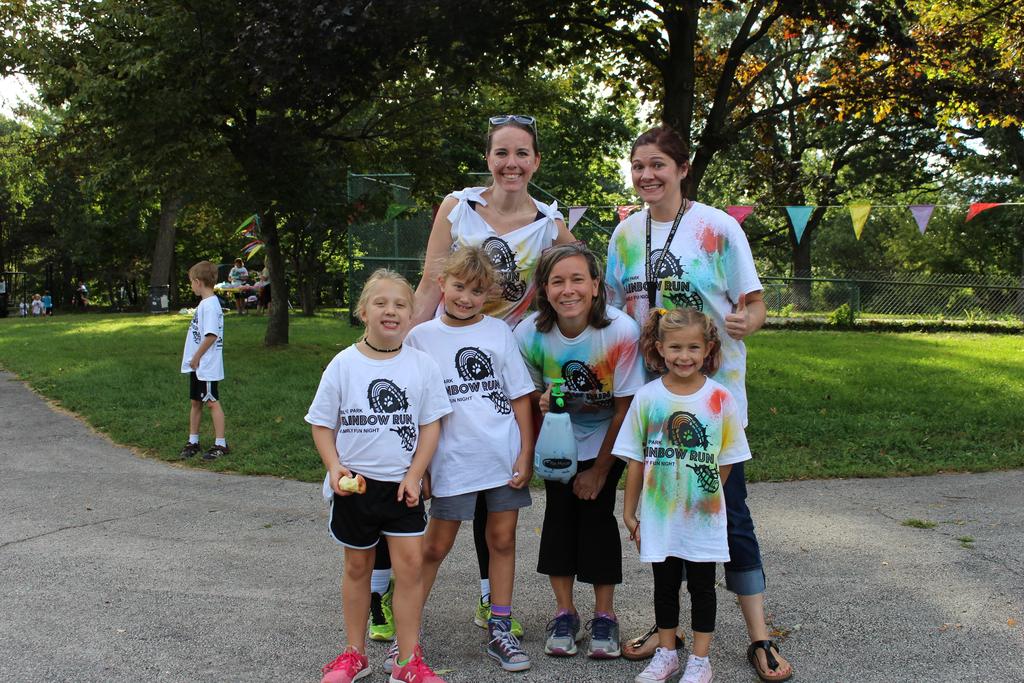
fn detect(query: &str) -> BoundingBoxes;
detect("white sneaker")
[680,654,713,683]
[635,647,681,682]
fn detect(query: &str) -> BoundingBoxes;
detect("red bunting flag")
[726,205,754,224]
[616,205,640,222]
[965,202,1002,221]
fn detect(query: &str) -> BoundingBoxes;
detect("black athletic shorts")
[189,372,219,402]
[329,475,427,549]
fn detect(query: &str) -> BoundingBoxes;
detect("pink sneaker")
[388,647,446,683]
[321,646,370,683]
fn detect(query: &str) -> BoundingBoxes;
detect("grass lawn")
[1,312,1021,483]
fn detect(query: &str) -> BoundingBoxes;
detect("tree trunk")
[300,277,316,316]
[791,237,813,310]
[150,193,184,288]
[789,207,825,310]
[262,209,289,346]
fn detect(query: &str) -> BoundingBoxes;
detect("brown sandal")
[747,640,792,682]
[621,625,685,661]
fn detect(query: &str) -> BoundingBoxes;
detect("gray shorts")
[429,485,532,521]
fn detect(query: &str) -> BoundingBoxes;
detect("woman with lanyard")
[605,125,792,683]
[363,115,575,646]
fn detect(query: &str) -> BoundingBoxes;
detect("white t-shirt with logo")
[180,295,225,381]
[605,203,762,424]
[304,345,452,498]
[514,305,645,461]
[443,186,562,327]
[406,316,536,497]
[613,377,751,563]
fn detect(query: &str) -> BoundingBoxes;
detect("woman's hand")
[573,465,608,500]
[724,291,766,340]
[538,385,552,415]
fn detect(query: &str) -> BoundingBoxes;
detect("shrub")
[828,303,857,328]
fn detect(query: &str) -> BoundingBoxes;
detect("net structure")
[761,272,1024,321]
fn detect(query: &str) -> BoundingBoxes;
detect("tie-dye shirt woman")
[605,203,761,424]
[612,377,750,563]
[515,305,645,459]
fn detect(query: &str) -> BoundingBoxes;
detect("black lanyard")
[645,200,688,308]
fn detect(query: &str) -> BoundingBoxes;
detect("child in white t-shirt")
[31,294,44,317]
[178,261,228,461]
[514,242,645,661]
[306,269,453,683]
[405,247,536,672]
[614,307,751,683]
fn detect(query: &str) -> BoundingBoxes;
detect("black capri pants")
[653,557,717,634]
[537,457,626,585]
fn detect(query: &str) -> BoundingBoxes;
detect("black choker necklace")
[444,309,477,322]
[363,338,401,353]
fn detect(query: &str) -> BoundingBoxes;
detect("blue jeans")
[723,461,766,596]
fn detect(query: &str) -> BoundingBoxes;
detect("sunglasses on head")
[489,114,536,127]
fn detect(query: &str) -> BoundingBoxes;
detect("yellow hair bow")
[654,308,668,316]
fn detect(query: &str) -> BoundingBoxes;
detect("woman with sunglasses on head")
[362,116,577,647]
[605,125,792,683]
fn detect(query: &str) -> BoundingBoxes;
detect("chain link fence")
[762,272,1024,321]
[345,174,1023,324]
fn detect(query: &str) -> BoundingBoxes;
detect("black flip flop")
[747,640,792,682]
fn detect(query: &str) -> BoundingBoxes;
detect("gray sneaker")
[586,613,621,659]
[487,618,531,671]
[382,640,399,674]
[544,611,581,656]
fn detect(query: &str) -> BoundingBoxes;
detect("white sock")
[480,579,490,600]
[188,434,200,445]
[371,569,391,595]
[688,654,710,664]
[215,438,226,447]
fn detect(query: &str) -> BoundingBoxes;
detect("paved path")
[1,371,1022,682]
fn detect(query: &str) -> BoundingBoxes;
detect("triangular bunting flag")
[385,203,414,221]
[235,213,258,236]
[567,206,588,232]
[726,205,754,224]
[785,206,814,244]
[849,202,871,240]
[965,202,1002,221]
[908,205,935,234]
[617,205,640,222]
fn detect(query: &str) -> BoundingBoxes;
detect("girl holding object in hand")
[305,269,452,683]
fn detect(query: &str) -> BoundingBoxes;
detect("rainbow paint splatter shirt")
[515,305,645,460]
[612,377,751,563]
[605,203,762,424]
[443,187,562,327]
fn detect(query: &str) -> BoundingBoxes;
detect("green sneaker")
[473,596,523,637]
[368,579,394,641]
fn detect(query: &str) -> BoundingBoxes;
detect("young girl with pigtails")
[612,307,752,683]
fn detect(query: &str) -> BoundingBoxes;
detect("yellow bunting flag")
[848,202,871,240]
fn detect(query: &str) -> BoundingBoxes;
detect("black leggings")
[652,558,717,634]
[374,494,491,581]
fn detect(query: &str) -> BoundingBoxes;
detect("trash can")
[149,285,170,313]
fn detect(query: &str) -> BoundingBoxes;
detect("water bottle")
[534,379,578,483]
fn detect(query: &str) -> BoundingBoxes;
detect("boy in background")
[178,261,229,460]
